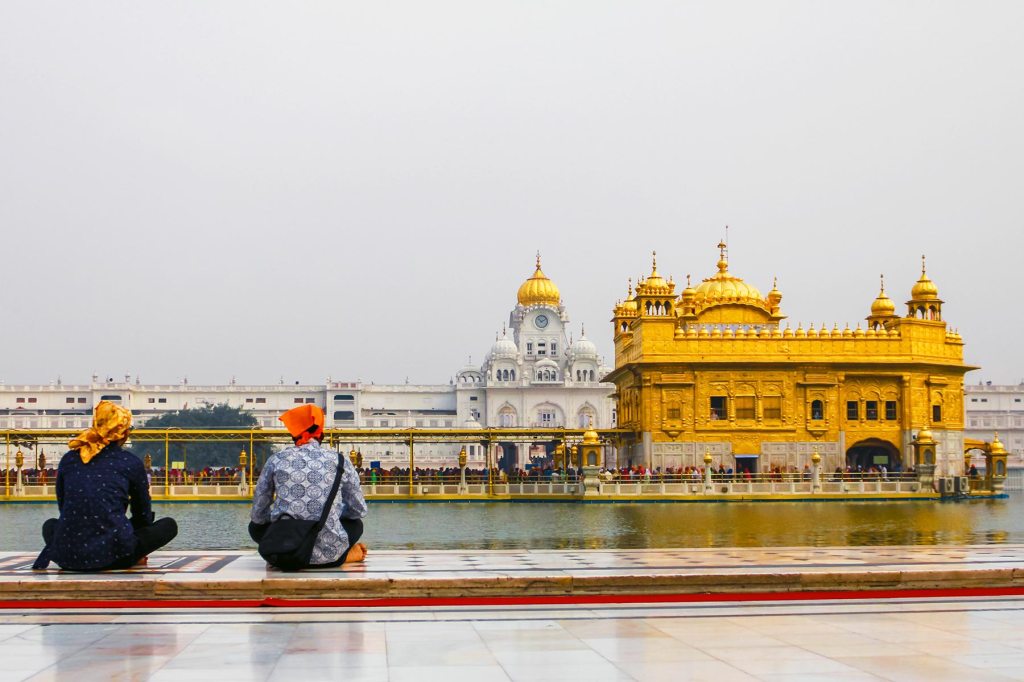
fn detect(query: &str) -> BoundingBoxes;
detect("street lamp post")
[238,449,249,495]
[15,450,24,496]
[458,446,468,494]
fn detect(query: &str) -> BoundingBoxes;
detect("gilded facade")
[606,244,975,477]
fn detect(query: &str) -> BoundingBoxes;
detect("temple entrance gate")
[845,438,900,471]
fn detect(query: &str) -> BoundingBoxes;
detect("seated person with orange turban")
[249,404,368,568]
[33,401,178,571]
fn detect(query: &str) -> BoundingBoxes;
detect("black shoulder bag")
[258,453,344,571]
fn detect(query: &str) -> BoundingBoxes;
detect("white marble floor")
[2,595,1024,681]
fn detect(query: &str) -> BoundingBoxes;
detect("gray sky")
[1,2,1022,386]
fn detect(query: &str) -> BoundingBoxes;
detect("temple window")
[735,396,755,420]
[846,401,859,420]
[709,396,728,421]
[932,405,942,423]
[811,400,824,420]
[885,401,898,420]
[666,406,681,420]
[764,396,782,421]
[866,401,879,420]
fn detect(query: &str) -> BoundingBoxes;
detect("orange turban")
[69,400,133,464]
[280,404,325,446]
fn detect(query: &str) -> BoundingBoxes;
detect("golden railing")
[0,427,630,499]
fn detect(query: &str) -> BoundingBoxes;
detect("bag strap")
[312,453,345,534]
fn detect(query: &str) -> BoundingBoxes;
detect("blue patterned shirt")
[250,441,367,565]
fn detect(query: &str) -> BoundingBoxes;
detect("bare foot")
[344,543,368,564]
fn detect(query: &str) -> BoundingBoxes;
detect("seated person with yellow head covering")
[249,404,368,568]
[33,401,178,571]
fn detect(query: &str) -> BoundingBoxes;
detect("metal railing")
[0,427,623,499]
[0,427,1004,500]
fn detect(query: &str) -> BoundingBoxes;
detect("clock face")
[535,314,549,329]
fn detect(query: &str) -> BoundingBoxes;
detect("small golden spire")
[536,251,542,270]
[686,274,691,286]
[773,276,778,289]
[716,240,728,272]
[652,250,657,272]
[627,278,633,296]
[921,254,927,275]
[880,273,885,293]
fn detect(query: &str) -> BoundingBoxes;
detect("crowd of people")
[24,397,943,573]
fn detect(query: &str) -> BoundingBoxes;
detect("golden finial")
[773,276,778,289]
[581,323,586,337]
[686,274,691,286]
[921,254,926,275]
[716,240,728,272]
[651,250,658,274]
[536,251,542,270]
[627,278,633,296]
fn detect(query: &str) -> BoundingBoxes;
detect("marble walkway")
[3,593,1024,680]
[3,545,1024,603]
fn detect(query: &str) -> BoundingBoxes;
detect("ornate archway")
[846,438,900,471]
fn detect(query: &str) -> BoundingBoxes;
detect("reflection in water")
[0,498,1019,551]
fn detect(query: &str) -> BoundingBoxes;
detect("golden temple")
[607,243,976,477]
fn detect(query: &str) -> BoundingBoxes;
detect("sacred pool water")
[1,498,1022,551]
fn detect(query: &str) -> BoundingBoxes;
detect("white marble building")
[0,257,615,468]
[965,382,1024,466]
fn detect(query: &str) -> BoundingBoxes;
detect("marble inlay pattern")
[3,545,1024,603]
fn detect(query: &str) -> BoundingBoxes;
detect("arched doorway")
[846,438,900,471]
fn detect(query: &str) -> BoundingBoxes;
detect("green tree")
[132,404,272,470]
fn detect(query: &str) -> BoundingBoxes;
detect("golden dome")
[692,242,765,305]
[911,255,939,299]
[517,253,561,307]
[621,279,637,312]
[991,432,1007,455]
[767,277,782,306]
[635,251,671,295]
[680,274,696,300]
[871,275,896,316]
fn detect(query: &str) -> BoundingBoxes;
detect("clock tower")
[510,252,569,371]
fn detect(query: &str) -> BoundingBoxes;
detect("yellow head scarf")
[69,400,133,464]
